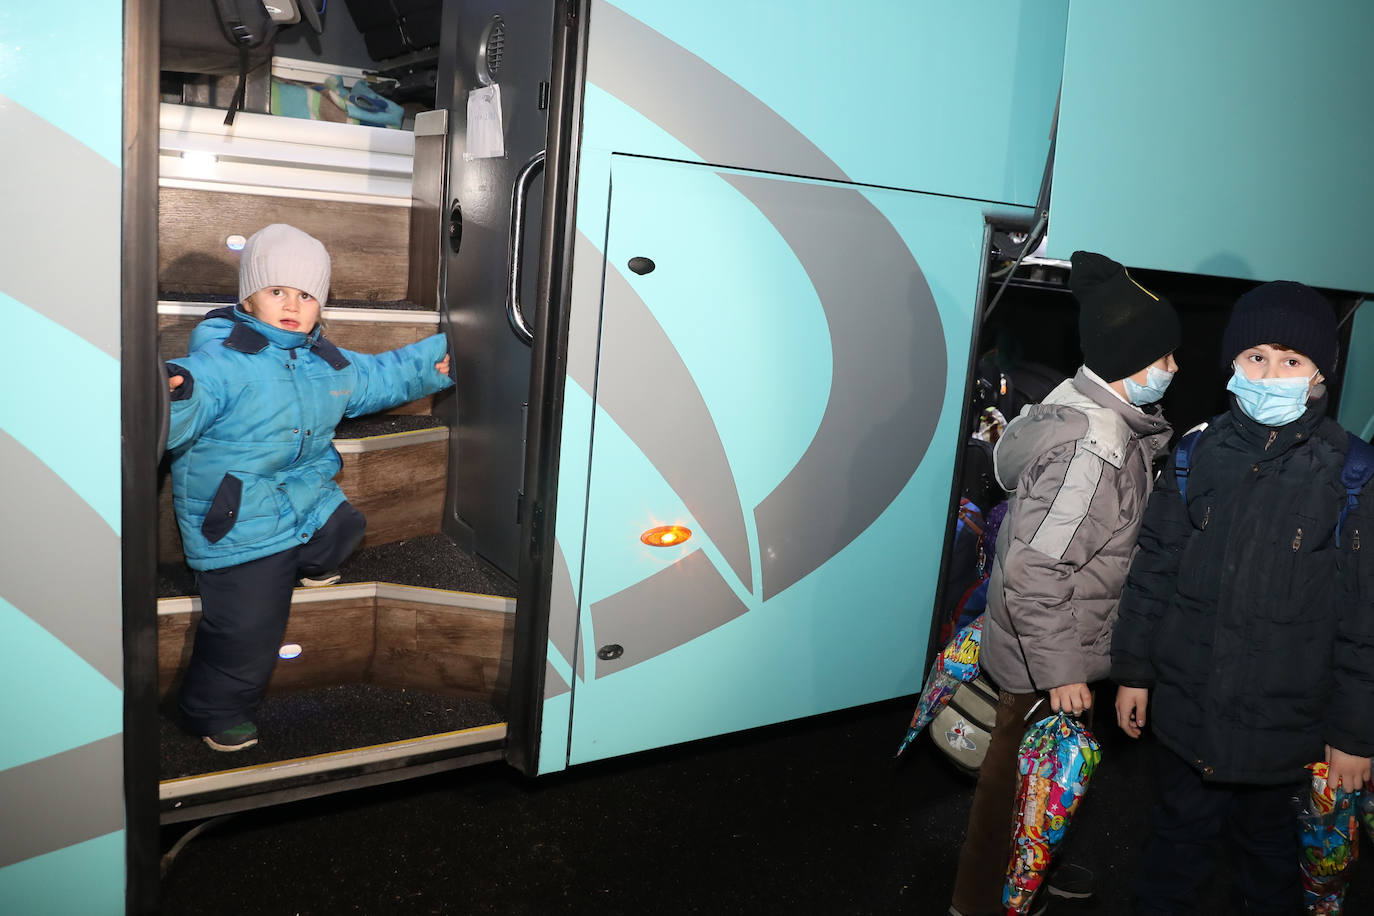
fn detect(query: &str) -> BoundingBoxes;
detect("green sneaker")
[204,721,258,752]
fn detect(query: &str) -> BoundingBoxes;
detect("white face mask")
[1225,363,1317,426]
[1123,364,1175,406]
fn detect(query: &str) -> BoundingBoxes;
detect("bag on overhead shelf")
[162,0,323,124]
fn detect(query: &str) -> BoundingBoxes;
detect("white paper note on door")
[466,84,505,160]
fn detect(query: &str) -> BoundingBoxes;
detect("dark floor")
[157,698,1374,915]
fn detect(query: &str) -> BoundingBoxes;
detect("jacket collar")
[212,306,349,369]
[1222,392,1329,457]
[1070,367,1171,440]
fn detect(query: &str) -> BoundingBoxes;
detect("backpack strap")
[212,0,276,126]
[1173,423,1208,502]
[1337,433,1374,548]
[1172,413,1228,503]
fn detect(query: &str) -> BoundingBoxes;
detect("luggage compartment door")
[545,154,994,767]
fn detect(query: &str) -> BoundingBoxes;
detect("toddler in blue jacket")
[165,223,453,751]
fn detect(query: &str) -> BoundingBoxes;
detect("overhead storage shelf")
[158,102,415,204]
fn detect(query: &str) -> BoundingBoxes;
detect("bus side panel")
[588,0,1069,202]
[534,0,1062,773]
[1339,306,1374,441]
[1051,0,1374,292]
[0,2,127,912]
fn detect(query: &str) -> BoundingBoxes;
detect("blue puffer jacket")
[166,307,453,571]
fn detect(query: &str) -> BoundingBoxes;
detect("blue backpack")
[1174,419,1374,547]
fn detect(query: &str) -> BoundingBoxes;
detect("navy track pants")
[180,502,366,735]
[1132,741,1304,915]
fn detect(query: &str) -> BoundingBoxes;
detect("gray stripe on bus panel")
[566,232,607,390]
[0,734,123,870]
[0,94,120,360]
[547,541,579,694]
[0,431,123,687]
[544,659,570,700]
[595,260,754,592]
[585,10,948,597]
[590,548,747,679]
[589,4,847,184]
[726,175,947,600]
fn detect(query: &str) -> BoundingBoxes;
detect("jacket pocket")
[1351,522,1370,600]
[201,473,243,543]
[1186,494,1214,532]
[1270,513,1324,621]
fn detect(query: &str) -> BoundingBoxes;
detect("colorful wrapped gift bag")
[1003,711,1102,915]
[1298,762,1360,915]
[894,615,984,758]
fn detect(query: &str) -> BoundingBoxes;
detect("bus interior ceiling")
[153,2,523,813]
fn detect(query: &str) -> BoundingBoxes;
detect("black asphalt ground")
[158,697,1374,915]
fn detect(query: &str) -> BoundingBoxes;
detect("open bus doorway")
[149,0,559,823]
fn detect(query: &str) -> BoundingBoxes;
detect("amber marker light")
[641,525,692,547]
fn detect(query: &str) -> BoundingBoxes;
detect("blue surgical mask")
[1226,363,1316,426]
[1123,364,1175,406]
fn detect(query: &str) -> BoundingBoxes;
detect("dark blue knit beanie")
[1220,281,1338,378]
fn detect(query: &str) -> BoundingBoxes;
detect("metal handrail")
[506,150,546,344]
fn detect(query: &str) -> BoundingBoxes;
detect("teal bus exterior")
[2,2,1372,911]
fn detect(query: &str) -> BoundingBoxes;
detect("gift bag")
[1298,762,1360,915]
[894,616,984,758]
[1003,712,1101,915]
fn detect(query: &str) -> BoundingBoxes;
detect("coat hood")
[994,368,1171,492]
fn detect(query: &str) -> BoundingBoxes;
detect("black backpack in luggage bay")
[973,357,1066,423]
[341,0,443,63]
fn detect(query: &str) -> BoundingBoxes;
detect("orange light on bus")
[641,525,692,547]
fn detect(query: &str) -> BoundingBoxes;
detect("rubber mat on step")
[160,683,502,780]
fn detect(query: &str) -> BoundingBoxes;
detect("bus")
[2,1,1371,911]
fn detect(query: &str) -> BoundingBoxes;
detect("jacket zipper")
[1265,430,1278,450]
[1292,527,1303,552]
[288,349,308,464]
[1201,506,1211,529]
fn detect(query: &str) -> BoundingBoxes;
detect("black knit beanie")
[1070,251,1180,381]
[1220,281,1338,379]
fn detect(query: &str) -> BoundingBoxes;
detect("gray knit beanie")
[238,224,331,306]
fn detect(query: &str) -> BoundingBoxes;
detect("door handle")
[506,150,545,344]
[448,198,463,255]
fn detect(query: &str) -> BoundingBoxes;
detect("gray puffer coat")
[981,369,1172,693]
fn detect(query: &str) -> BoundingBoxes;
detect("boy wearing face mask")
[1111,281,1374,914]
[951,251,1178,916]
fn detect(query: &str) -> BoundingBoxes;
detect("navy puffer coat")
[1112,398,1374,784]
[166,307,453,571]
